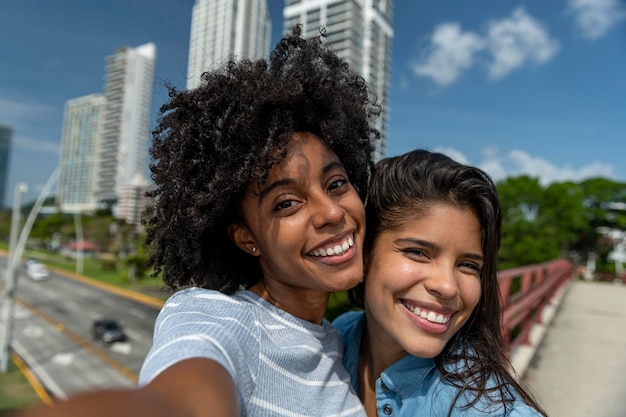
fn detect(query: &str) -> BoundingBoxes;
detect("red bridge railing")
[498,259,574,355]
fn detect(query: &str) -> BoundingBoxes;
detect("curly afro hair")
[144,27,380,294]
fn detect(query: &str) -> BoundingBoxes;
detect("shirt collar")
[344,312,438,399]
[380,354,437,400]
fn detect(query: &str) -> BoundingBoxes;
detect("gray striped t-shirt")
[139,287,366,417]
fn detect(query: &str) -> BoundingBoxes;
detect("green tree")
[0,209,11,240]
[83,215,114,250]
[496,175,626,270]
[30,211,74,240]
[496,176,558,269]
[540,181,588,254]
[576,178,626,271]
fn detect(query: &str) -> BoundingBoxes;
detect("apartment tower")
[57,94,106,213]
[284,0,393,159]
[97,42,156,215]
[187,0,272,90]
[0,125,12,208]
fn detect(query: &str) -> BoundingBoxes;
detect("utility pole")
[0,183,27,372]
[73,213,84,274]
[0,167,59,373]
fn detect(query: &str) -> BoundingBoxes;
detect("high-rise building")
[0,125,12,209]
[284,0,394,159]
[116,173,151,230]
[57,94,106,213]
[187,0,272,90]
[97,42,156,214]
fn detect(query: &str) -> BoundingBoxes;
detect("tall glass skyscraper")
[97,42,156,208]
[284,0,394,159]
[0,125,12,209]
[186,0,272,90]
[57,94,106,213]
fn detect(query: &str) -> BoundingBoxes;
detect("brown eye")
[459,261,482,275]
[274,199,296,211]
[328,178,348,192]
[402,248,429,260]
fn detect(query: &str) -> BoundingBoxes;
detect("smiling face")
[230,132,366,320]
[364,204,483,367]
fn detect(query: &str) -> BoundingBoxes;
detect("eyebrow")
[394,237,484,262]
[257,161,346,201]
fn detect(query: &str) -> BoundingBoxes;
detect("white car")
[26,262,50,281]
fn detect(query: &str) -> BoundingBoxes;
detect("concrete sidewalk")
[523,280,626,417]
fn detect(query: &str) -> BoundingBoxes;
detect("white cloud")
[428,146,617,185]
[0,96,60,154]
[485,7,559,80]
[480,149,617,185]
[411,23,486,86]
[567,0,626,39]
[0,97,56,124]
[432,146,471,164]
[411,8,559,86]
[0,97,60,155]
[14,134,60,154]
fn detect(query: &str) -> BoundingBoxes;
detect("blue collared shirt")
[333,311,542,417]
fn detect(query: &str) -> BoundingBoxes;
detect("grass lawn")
[0,358,43,416]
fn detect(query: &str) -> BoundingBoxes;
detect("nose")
[310,192,345,229]
[425,264,459,300]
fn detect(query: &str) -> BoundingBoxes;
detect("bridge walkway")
[523,280,626,417]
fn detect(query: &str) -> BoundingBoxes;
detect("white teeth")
[310,236,355,257]
[403,302,450,324]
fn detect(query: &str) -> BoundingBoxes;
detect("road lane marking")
[42,290,60,300]
[111,343,132,355]
[12,339,66,400]
[88,311,103,321]
[22,324,44,338]
[100,298,116,307]
[129,307,147,319]
[51,353,74,366]
[65,300,79,311]
[124,327,143,342]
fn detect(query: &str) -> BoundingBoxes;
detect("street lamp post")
[73,213,84,275]
[0,183,28,372]
[0,167,58,373]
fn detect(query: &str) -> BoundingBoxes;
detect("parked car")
[25,257,39,267]
[26,262,50,281]
[92,319,127,345]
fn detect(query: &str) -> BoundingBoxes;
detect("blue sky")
[1,1,625,207]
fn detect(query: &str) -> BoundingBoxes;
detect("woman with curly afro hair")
[17,27,379,417]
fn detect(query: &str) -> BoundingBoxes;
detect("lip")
[400,299,456,334]
[308,230,356,254]
[307,231,358,265]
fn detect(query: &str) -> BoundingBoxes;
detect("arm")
[14,358,238,417]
